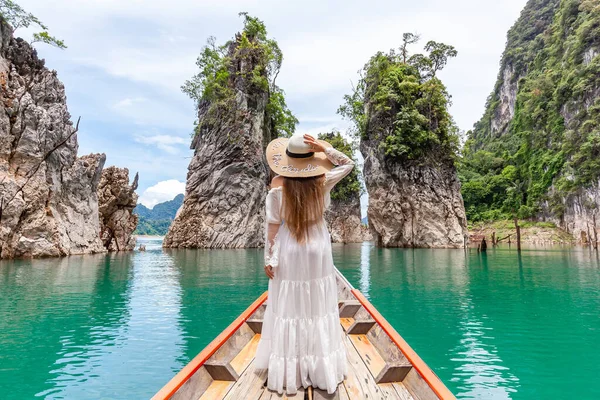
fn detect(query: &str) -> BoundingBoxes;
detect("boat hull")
[153,270,455,400]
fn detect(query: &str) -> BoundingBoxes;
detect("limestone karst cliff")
[98,167,139,251]
[164,15,296,249]
[340,41,468,248]
[319,132,368,243]
[325,196,370,243]
[361,141,467,248]
[0,19,107,258]
[462,0,600,244]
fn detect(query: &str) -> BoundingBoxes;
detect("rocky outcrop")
[490,63,519,136]
[325,195,369,243]
[354,49,468,248]
[0,19,106,258]
[318,131,368,243]
[361,139,467,248]
[541,181,600,245]
[471,0,560,143]
[98,167,139,251]
[163,35,273,249]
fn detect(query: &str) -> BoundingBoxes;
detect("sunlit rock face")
[361,137,467,248]
[163,36,273,249]
[0,19,106,259]
[98,167,139,252]
[325,194,370,244]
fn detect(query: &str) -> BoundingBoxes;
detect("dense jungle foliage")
[460,0,600,222]
[338,33,460,163]
[318,132,361,202]
[182,13,297,138]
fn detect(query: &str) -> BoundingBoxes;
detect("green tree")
[318,131,361,201]
[0,0,66,49]
[182,12,297,137]
[424,41,457,76]
[400,32,420,63]
[338,34,459,162]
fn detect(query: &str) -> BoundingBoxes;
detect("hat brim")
[266,138,334,178]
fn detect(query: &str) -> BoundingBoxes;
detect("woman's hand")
[303,134,327,153]
[264,265,274,279]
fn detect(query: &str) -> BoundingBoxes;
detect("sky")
[17,0,528,212]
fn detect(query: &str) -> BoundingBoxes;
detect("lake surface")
[1,239,599,399]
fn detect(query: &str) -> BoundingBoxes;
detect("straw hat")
[266,133,334,178]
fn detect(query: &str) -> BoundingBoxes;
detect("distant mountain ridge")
[136,194,184,219]
[134,194,183,236]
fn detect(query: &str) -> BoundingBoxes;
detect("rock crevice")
[361,140,467,248]
[164,38,272,249]
[98,167,139,252]
[0,19,106,258]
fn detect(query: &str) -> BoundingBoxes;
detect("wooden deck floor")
[196,325,416,400]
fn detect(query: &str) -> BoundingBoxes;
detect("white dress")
[255,147,354,395]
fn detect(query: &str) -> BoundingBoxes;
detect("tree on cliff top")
[182,12,297,138]
[338,34,459,162]
[318,131,362,202]
[0,0,66,48]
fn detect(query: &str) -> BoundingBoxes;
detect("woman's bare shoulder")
[270,175,284,189]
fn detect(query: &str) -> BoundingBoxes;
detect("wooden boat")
[153,270,455,400]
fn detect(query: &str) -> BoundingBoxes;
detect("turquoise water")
[1,239,599,399]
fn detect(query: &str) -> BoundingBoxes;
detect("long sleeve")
[264,189,282,268]
[324,147,355,191]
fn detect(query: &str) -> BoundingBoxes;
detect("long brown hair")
[282,175,326,243]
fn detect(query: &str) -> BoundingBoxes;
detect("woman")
[255,133,354,395]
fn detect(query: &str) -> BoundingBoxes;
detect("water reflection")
[0,253,133,399]
[2,241,600,399]
[165,247,265,364]
[338,243,600,399]
[359,242,371,295]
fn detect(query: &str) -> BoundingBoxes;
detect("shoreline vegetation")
[469,220,575,245]
[134,227,575,246]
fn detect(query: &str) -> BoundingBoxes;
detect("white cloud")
[139,180,186,208]
[135,134,189,154]
[113,97,148,109]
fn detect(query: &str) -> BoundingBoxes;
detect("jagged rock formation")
[362,142,467,248]
[164,35,275,249]
[347,48,468,248]
[325,196,370,243]
[318,132,368,243]
[97,167,139,251]
[0,19,106,258]
[545,184,600,244]
[464,0,600,244]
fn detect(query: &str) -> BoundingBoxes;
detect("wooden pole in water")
[514,217,521,251]
[593,213,598,250]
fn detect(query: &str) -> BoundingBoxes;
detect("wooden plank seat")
[338,299,361,318]
[339,305,376,334]
[246,304,266,334]
[154,270,455,400]
[340,303,413,385]
[204,323,256,381]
